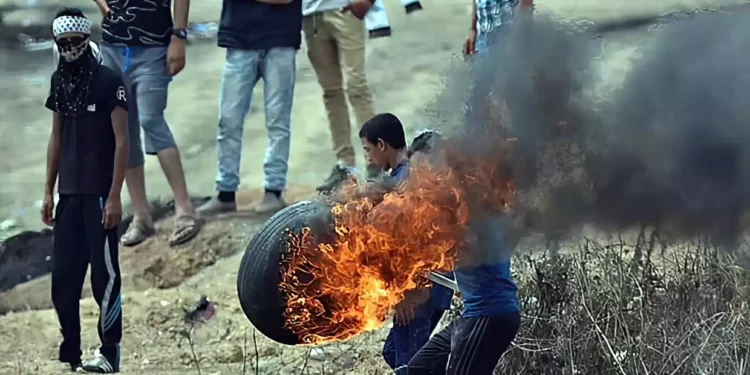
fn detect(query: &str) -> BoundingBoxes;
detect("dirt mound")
[0,197,209,294]
[0,187,314,315]
[0,229,54,293]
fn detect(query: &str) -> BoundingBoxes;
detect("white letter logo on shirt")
[117,86,127,102]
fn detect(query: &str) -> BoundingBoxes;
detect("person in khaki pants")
[302,0,380,191]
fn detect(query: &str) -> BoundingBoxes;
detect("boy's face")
[361,138,388,168]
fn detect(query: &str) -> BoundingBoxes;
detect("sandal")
[120,220,156,247]
[169,215,203,247]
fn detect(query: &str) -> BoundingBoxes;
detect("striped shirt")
[475,0,517,36]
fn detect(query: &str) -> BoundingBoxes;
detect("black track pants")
[407,311,521,375]
[51,195,122,365]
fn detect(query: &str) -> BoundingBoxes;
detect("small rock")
[179,352,193,366]
[217,344,243,363]
[257,346,277,358]
[338,355,357,368]
[309,347,326,361]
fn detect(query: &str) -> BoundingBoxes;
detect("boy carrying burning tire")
[355,113,455,374]
[356,113,521,375]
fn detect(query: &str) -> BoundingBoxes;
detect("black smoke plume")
[423,7,750,250]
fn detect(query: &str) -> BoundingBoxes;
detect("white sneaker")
[81,350,118,373]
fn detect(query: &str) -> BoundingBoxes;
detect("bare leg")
[156,147,196,218]
[125,166,154,227]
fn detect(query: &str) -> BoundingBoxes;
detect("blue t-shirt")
[390,159,411,182]
[454,261,518,317]
[454,212,519,317]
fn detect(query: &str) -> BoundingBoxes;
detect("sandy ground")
[0,0,748,374]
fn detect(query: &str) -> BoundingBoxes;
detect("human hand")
[102,196,123,229]
[393,288,429,325]
[41,194,55,227]
[167,36,186,76]
[463,29,477,55]
[342,0,372,20]
[93,0,111,19]
[394,300,415,326]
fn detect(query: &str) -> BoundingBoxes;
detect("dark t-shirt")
[218,0,302,50]
[102,0,173,47]
[46,65,128,197]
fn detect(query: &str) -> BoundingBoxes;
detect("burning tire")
[236,200,335,345]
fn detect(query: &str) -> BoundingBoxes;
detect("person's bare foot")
[169,201,201,247]
[169,215,202,247]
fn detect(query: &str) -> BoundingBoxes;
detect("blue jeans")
[99,44,175,168]
[383,280,454,374]
[383,307,446,375]
[476,33,489,53]
[215,48,296,192]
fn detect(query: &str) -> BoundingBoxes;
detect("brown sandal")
[169,215,203,247]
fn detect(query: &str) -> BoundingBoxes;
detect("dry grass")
[495,230,750,375]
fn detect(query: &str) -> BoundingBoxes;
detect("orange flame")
[279,137,516,344]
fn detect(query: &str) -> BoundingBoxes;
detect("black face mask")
[55,36,90,63]
[53,36,98,116]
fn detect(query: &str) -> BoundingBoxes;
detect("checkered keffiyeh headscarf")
[50,11,98,116]
[52,15,92,38]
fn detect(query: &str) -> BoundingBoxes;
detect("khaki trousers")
[303,10,375,167]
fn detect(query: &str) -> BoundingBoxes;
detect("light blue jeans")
[215,48,296,192]
[100,43,175,168]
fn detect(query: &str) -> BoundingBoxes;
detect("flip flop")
[169,215,203,247]
[120,221,156,247]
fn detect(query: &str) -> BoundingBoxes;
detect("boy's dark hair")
[55,7,86,19]
[359,113,407,150]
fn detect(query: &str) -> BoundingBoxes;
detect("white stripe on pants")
[453,317,489,374]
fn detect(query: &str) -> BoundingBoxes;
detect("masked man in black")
[42,8,129,373]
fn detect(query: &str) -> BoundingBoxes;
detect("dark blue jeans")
[383,307,446,374]
[383,279,454,374]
